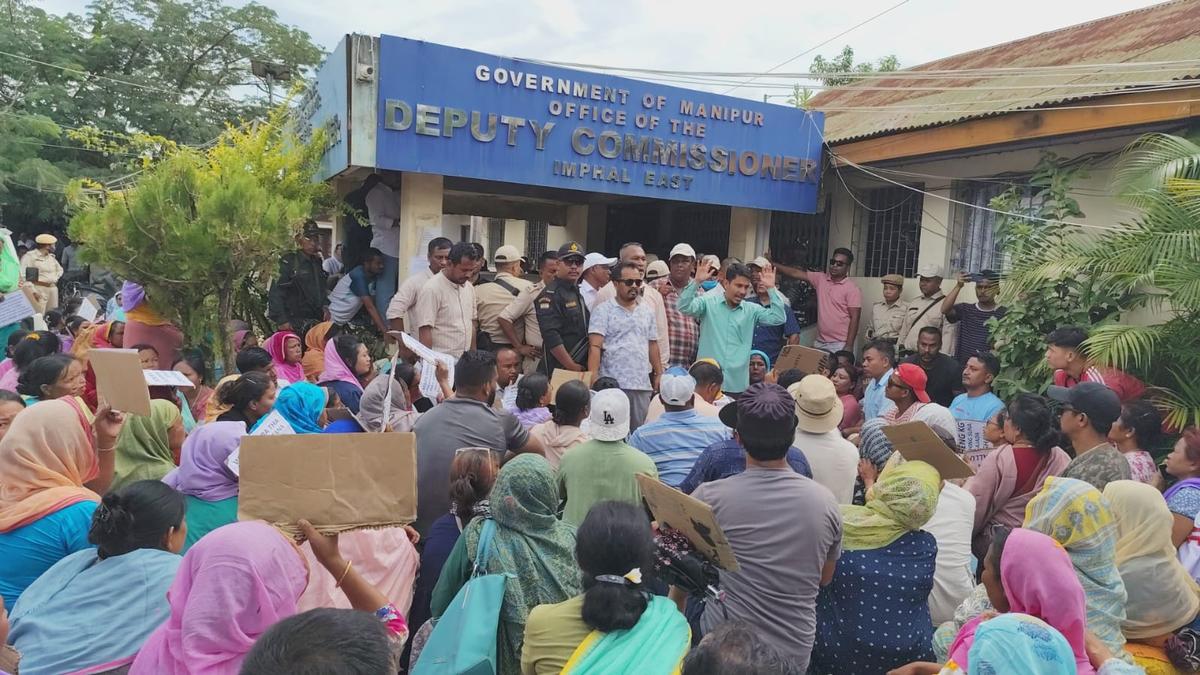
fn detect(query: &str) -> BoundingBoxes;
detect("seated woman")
[73,321,124,410]
[832,362,863,433]
[522,500,690,674]
[0,328,30,382]
[163,422,245,553]
[15,353,85,404]
[811,460,941,673]
[934,476,1131,664]
[966,393,1070,560]
[404,447,498,671]
[507,373,552,430]
[129,520,408,674]
[318,333,371,414]
[262,381,328,434]
[264,330,305,387]
[357,366,421,433]
[430,454,582,674]
[214,371,277,429]
[120,281,184,369]
[1164,427,1200,549]
[530,379,590,468]
[0,331,61,393]
[172,352,215,433]
[8,480,186,675]
[0,397,124,608]
[748,350,770,386]
[0,390,26,442]
[111,398,185,490]
[1109,400,1163,485]
[301,321,335,383]
[1104,480,1200,673]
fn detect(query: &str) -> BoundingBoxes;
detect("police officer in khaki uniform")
[475,244,531,350]
[898,263,949,357]
[534,242,589,373]
[868,273,906,345]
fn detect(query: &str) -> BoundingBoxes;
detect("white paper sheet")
[250,410,296,436]
[398,331,456,399]
[144,369,195,387]
[75,297,99,322]
[0,291,35,326]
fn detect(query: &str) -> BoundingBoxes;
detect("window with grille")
[855,184,924,277]
[524,221,549,257]
[768,200,831,328]
[487,218,504,260]
[949,182,1006,274]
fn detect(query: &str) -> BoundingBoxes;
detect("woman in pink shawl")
[130,520,407,674]
[317,333,371,414]
[120,282,184,370]
[263,331,305,386]
[966,394,1071,560]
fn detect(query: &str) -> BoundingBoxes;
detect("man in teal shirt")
[678,260,786,394]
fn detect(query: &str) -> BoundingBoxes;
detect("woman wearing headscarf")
[258,381,327,434]
[748,349,770,386]
[264,330,305,386]
[967,393,1071,560]
[431,454,582,674]
[163,422,245,553]
[357,366,419,433]
[301,321,334,383]
[522,501,689,674]
[318,333,370,413]
[932,613,1080,675]
[0,398,125,608]
[112,398,185,490]
[129,519,408,674]
[121,281,184,369]
[811,461,941,673]
[74,320,124,410]
[8,480,186,675]
[932,477,1132,664]
[1105,480,1200,673]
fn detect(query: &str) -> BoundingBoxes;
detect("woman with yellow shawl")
[0,397,125,608]
[810,460,942,673]
[1105,480,1200,674]
[301,321,334,383]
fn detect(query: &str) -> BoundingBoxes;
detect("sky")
[42,0,1166,102]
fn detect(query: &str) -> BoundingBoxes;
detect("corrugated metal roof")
[811,0,1200,144]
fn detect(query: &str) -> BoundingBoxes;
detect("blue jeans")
[374,254,399,318]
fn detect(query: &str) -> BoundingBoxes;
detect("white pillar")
[398,172,443,279]
[728,207,763,261]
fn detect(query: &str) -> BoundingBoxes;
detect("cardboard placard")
[238,432,417,537]
[549,368,594,399]
[636,474,739,571]
[773,344,828,374]
[0,290,36,326]
[88,348,152,416]
[883,421,976,480]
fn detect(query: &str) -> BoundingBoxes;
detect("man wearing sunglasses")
[771,247,862,353]
[587,261,664,430]
[1049,381,1130,490]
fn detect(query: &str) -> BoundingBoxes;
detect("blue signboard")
[300,37,350,181]
[375,36,824,213]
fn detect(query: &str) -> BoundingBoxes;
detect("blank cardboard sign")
[883,421,976,480]
[88,348,152,416]
[636,474,739,571]
[549,368,594,399]
[774,344,828,374]
[238,432,417,537]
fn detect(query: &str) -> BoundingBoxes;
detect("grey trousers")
[625,389,652,433]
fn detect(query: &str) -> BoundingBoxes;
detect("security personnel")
[868,273,906,346]
[535,241,589,373]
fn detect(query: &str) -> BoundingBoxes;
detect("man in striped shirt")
[1045,325,1146,402]
[628,371,730,488]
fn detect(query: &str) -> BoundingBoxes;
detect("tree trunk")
[215,285,235,380]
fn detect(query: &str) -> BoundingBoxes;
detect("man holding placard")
[949,351,1005,454]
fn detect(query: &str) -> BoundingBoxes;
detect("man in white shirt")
[578,252,614,310]
[788,374,860,504]
[364,174,402,318]
[413,242,480,358]
[386,236,452,333]
[322,243,344,277]
[592,242,670,369]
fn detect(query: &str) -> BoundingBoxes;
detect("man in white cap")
[628,371,730,488]
[557,388,659,527]
[474,244,531,350]
[593,241,669,369]
[20,234,63,313]
[651,243,701,368]
[898,263,948,356]
[645,260,668,282]
[578,251,615,311]
[788,375,860,504]
[747,255,801,364]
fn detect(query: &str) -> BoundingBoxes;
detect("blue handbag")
[413,519,507,675]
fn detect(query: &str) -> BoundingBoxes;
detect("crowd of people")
[0,216,1196,675]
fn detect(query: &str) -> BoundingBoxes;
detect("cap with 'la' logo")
[589,389,630,441]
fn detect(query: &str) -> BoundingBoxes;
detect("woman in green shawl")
[431,454,581,674]
[111,399,185,490]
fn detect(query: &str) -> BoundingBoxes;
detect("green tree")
[67,103,332,370]
[1006,134,1200,428]
[0,0,322,232]
[987,153,1130,399]
[787,84,814,109]
[809,46,899,87]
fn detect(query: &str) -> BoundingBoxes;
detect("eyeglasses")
[886,379,908,390]
[829,258,849,267]
[562,258,583,267]
[617,278,644,287]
